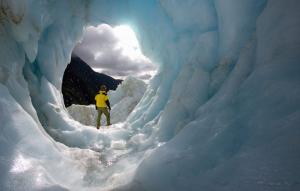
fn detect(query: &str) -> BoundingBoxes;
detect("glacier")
[0,0,300,191]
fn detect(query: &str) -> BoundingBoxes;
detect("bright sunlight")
[112,25,145,60]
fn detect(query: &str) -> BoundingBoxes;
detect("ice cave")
[0,0,299,190]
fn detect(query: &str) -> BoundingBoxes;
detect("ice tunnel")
[0,0,300,190]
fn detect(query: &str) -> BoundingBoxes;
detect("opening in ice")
[1,0,299,191]
[73,24,157,81]
[63,24,157,127]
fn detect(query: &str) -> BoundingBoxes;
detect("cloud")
[73,24,157,80]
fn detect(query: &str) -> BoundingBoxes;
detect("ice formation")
[0,0,299,191]
[67,76,146,126]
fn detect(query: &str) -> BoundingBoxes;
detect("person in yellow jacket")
[95,85,111,129]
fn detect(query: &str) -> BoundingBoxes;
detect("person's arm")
[105,100,111,110]
[95,94,98,110]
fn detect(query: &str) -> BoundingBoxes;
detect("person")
[95,85,111,129]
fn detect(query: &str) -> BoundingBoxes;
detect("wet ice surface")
[61,122,157,190]
[0,0,300,190]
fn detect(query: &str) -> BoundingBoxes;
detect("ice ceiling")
[0,0,299,191]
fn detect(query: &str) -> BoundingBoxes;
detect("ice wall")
[0,0,299,190]
[127,1,300,190]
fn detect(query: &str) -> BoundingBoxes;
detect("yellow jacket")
[95,91,109,107]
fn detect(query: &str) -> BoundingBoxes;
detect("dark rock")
[62,56,122,107]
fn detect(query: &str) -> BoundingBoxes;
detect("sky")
[73,24,157,81]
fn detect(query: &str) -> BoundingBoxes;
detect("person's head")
[100,85,107,91]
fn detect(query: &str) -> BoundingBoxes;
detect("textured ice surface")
[67,104,96,126]
[0,0,299,190]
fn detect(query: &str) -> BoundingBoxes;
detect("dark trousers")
[97,107,110,127]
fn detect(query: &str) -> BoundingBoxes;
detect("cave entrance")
[62,24,157,126]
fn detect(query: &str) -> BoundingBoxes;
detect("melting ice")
[0,0,299,191]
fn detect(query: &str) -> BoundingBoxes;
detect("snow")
[0,0,300,190]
